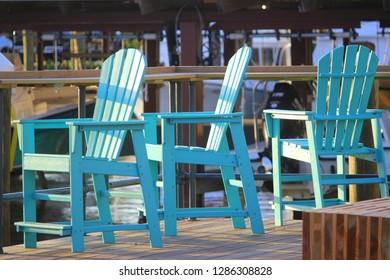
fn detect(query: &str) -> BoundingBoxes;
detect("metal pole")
[0,53,15,253]
[0,89,5,254]
[189,81,197,208]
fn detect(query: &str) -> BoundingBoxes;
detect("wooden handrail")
[1,65,390,88]
[1,65,390,253]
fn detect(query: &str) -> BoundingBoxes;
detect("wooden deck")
[0,218,302,260]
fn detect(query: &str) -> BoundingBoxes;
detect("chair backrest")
[315,45,379,150]
[86,48,147,160]
[206,46,252,151]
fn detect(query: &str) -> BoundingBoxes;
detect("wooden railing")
[1,65,390,252]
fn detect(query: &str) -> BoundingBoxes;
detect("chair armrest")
[366,109,386,117]
[15,118,93,129]
[66,120,147,131]
[263,109,313,138]
[157,111,244,124]
[263,109,313,120]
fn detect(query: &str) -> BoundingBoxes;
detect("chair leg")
[69,127,85,253]
[376,151,389,198]
[22,170,37,248]
[220,166,246,229]
[162,157,177,236]
[92,174,115,243]
[336,155,347,202]
[69,169,85,253]
[228,124,264,233]
[306,122,324,208]
[161,120,177,236]
[372,118,390,198]
[237,166,265,234]
[149,160,160,208]
[271,137,283,226]
[138,173,163,248]
[132,129,163,247]
[309,155,324,208]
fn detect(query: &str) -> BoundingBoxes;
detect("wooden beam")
[136,0,190,15]
[298,0,320,12]
[1,9,389,32]
[217,0,259,13]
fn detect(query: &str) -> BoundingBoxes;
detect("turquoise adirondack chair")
[264,45,389,226]
[14,48,162,252]
[143,46,264,236]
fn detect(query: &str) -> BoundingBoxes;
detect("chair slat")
[206,47,251,151]
[315,52,330,148]
[316,45,378,151]
[323,46,343,148]
[350,48,379,148]
[110,52,146,159]
[334,45,358,149]
[85,49,146,160]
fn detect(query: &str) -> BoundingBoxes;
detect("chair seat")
[283,138,365,150]
[281,139,373,159]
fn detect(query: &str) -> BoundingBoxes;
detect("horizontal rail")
[4,172,389,202]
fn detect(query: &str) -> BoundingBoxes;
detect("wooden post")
[349,41,380,202]
[143,37,159,113]
[22,30,35,71]
[1,88,11,247]
[70,31,86,70]
[349,80,381,202]
[223,38,235,65]
[290,31,314,110]
[36,32,45,70]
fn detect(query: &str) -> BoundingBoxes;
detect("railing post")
[0,52,14,253]
[0,87,5,254]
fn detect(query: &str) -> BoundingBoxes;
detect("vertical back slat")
[350,47,378,148]
[334,45,358,149]
[85,49,147,160]
[85,52,116,157]
[315,45,378,152]
[90,49,127,158]
[110,51,146,159]
[206,46,251,151]
[343,46,369,148]
[315,52,331,148]
[324,46,343,148]
[101,49,135,159]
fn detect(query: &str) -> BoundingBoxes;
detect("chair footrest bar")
[32,193,71,202]
[176,208,249,218]
[100,190,143,199]
[321,177,385,185]
[272,198,346,211]
[84,223,148,233]
[15,221,72,236]
[228,179,243,188]
[137,208,165,220]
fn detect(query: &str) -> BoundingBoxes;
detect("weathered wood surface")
[302,197,390,260]
[0,218,302,260]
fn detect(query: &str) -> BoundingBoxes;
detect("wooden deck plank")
[0,218,302,260]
